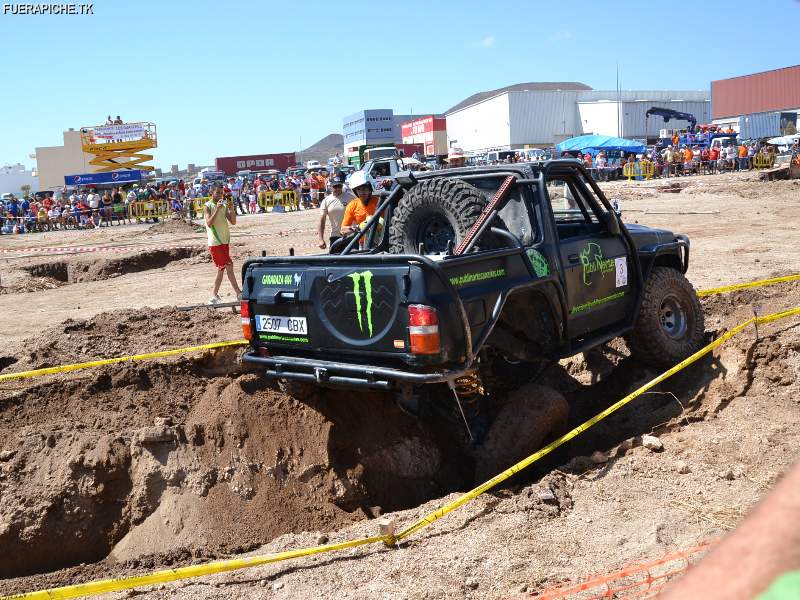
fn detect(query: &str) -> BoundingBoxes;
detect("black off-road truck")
[240,160,705,476]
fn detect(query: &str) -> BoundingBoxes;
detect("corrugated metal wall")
[621,101,711,139]
[712,65,800,119]
[446,94,511,151]
[578,90,709,103]
[448,90,711,149]
[508,91,580,146]
[738,112,782,139]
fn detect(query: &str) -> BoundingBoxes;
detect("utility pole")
[616,63,621,138]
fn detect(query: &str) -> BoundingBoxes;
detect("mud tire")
[277,379,317,401]
[388,178,497,254]
[474,384,568,483]
[626,267,705,367]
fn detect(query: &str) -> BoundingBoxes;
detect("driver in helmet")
[340,170,378,236]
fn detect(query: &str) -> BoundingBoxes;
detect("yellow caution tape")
[1,535,388,600]
[0,340,247,383]
[1,274,797,385]
[393,304,800,540]
[698,273,800,297]
[4,304,799,600]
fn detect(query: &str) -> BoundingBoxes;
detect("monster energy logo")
[348,270,374,337]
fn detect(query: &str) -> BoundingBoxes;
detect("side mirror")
[604,210,621,236]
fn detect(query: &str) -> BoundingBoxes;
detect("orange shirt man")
[341,196,378,232]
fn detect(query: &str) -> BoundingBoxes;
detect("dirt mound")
[1,306,241,375]
[21,247,207,286]
[0,350,469,578]
[141,219,205,236]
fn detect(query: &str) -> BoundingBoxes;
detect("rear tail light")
[241,300,253,341]
[408,304,440,355]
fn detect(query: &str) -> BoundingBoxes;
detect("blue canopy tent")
[555,135,646,157]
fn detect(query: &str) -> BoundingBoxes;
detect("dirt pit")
[1,286,795,581]
[140,219,205,237]
[0,306,241,375]
[21,247,207,286]
[0,313,471,579]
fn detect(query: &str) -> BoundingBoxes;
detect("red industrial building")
[400,115,448,156]
[711,65,800,138]
[215,152,297,175]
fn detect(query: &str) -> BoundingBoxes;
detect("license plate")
[256,315,307,335]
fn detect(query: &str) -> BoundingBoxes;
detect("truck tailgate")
[248,263,412,354]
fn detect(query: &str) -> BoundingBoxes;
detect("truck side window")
[469,176,537,246]
[546,175,603,239]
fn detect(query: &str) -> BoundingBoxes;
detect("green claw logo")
[580,242,615,286]
[526,249,550,278]
[348,270,374,337]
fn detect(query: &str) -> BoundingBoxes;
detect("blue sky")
[1,0,798,168]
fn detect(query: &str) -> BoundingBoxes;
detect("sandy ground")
[0,171,799,599]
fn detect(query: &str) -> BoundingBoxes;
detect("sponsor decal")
[449,268,506,288]
[615,257,628,288]
[348,270,374,337]
[261,273,300,286]
[570,291,626,315]
[580,242,615,286]
[258,333,309,344]
[526,249,550,278]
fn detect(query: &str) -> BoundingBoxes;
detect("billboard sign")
[215,153,297,175]
[64,170,143,186]
[92,123,146,141]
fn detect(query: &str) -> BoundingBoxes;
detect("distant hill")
[298,133,343,164]
[445,81,592,114]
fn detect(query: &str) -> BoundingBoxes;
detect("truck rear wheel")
[626,266,705,367]
[474,384,568,483]
[388,178,495,254]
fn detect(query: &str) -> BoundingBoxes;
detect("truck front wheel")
[627,266,705,367]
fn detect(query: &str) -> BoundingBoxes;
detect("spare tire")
[388,178,496,254]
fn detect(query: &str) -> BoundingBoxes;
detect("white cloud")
[480,35,495,48]
[547,30,573,42]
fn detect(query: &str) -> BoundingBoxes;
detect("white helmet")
[349,170,372,192]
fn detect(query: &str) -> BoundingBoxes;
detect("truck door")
[545,171,636,340]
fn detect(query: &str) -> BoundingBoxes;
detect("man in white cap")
[445,148,466,168]
[318,174,355,250]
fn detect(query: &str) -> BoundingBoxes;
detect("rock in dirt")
[465,577,479,589]
[136,426,176,445]
[0,450,15,462]
[676,461,691,474]
[642,435,664,452]
[537,489,557,504]
[591,451,608,464]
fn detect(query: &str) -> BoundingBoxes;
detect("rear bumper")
[242,352,465,390]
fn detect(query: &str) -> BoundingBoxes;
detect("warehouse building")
[711,65,800,139]
[342,109,424,161]
[444,83,709,153]
[34,128,97,190]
